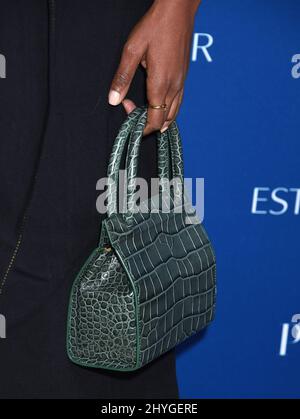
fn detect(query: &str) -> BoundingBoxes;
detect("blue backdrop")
[176,0,300,399]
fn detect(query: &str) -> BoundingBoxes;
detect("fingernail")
[109,90,121,106]
[160,126,169,133]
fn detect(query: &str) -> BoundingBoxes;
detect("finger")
[143,106,168,136]
[108,42,142,106]
[143,78,169,136]
[161,89,183,133]
[122,98,137,115]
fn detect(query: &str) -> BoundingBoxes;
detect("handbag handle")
[125,109,184,217]
[106,107,184,217]
[106,107,142,217]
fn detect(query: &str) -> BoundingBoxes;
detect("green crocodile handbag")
[67,107,216,372]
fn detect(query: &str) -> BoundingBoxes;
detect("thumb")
[108,43,141,106]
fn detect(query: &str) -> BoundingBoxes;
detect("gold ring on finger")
[149,103,168,111]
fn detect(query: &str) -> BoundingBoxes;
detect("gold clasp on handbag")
[104,246,112,253]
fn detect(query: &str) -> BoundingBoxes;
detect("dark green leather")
[67,108,216,371]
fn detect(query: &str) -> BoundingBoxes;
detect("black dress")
[0,0,178,399]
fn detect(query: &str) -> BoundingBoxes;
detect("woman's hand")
[108,0,201,135]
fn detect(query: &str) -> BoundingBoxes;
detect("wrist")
[153,0,201,16]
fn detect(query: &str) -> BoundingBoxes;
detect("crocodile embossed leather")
[67,108,217,371]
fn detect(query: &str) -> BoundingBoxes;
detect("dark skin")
[108,0,202,135]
